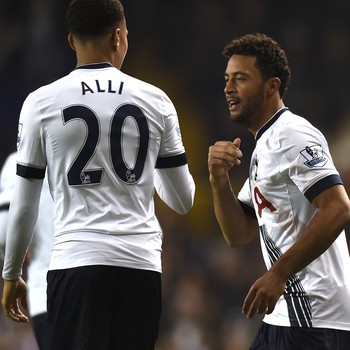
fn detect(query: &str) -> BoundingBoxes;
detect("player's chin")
[229,114,244,125]
[228,108,242,121]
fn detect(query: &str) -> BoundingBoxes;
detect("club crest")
[300,145,328,168]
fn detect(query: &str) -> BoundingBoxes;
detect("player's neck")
[75,51,113,67]
[248,100,285,136]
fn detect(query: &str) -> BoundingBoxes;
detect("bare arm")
[208,138,258,246]
[242,184,350,318]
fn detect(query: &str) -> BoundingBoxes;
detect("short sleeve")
[16,93,46,179]
[157,92,185,158]
[274,121,342,201]
[238,178,256,218]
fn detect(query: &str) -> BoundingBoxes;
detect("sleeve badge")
[300,145,328,167]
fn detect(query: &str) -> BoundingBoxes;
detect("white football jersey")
[238,108,350,331]
[0,153,17,256]
[0,153,16,210]
[16,63,189,273]
[0,152,54,317]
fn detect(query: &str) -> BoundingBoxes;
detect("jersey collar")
[74,62,114,70]
[255,107,289,141]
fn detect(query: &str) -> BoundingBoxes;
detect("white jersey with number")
[16,63,189,273]
[238,108,350,331]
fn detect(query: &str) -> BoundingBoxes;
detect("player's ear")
[111,28,120,52]
[68,33,76,51]
[266,77,281,97]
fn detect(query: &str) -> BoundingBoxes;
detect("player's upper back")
[18,64,185,234]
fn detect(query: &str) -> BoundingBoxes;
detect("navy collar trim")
[74,62,113,70]
[255,107,289,141]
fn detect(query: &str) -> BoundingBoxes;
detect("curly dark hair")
[66,0,124,40]
[223,33,291,97]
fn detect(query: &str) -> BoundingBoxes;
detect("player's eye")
[235,76,245,82]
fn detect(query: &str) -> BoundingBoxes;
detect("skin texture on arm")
[208,137,258,246]
[1,176,43,322]
[242,184,350,319]
[2,277,28,322]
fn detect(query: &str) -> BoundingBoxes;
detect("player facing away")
[1,1,195,349]
[0,152,53,350]
[208,33,350,350]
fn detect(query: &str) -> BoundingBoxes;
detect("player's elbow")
[222,219,258,247]
[172,181,195,215]
[173,194,195,215]
[332,189,350,225]
[224,232,256,247]
[339,199,350,227]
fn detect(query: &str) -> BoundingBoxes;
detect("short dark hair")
[223,33,291,97]
[66,0,125,40]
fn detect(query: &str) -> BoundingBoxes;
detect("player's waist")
[49,230,163,272]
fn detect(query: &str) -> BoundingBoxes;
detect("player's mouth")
[227,98,240,112]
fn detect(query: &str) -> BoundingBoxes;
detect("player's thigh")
[47,266,161,350]
[109,266,162,349]
[47,267,112,349]
[325,328,350,350]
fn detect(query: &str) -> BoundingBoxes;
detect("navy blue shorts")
[47,265,161,350]
[32,312,50,350]
[250,322,350,350]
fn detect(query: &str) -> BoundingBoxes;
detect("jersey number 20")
[63,104,149,186]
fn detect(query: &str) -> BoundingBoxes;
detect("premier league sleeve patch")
[17,123,23,148]
[300,145,328,167]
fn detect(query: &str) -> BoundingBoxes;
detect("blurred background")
[1,0,350,349]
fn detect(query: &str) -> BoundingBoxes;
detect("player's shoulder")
[275,109,321,136]
[122,71,168,97]
[278,109,312,127]
[27,74,69,102]
[273,109,326,147]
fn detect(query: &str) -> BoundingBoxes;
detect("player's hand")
[208,138,243,179]
[242,270,286,319]
[1,277,29,323]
